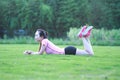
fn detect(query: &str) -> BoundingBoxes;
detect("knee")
[85,50,94,56]
[89,52,94,56]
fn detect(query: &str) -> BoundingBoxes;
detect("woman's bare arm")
[24,44,46,55]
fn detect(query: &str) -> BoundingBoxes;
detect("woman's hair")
[37,29,48,39]
[37,29,48,51]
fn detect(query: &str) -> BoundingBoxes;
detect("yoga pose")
[24,26,94,55]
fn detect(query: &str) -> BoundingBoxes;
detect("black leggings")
[64,46,76,55]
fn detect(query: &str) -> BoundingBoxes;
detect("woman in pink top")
[24,26,94,55]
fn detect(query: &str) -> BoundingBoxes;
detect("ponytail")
[37,29,48,39]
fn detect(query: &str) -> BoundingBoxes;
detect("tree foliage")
[0,0,119,37]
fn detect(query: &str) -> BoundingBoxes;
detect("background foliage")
[0,0,120,37]
[67,28,120,46]
[0,28,120,46]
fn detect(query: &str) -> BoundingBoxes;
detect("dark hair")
[37,29,48,39]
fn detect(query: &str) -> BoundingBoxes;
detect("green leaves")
[1,0,52,30]
[0,0,119,37]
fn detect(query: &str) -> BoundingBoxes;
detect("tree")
[0,0,119,38]
[2,0,53,36]
[45,0,80,37]
[105,0,120,29]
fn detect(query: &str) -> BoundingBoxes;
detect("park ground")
[0,44,120,80]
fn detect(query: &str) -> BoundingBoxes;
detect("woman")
[24,26,94,55]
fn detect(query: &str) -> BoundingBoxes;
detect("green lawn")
[0,44,120,80]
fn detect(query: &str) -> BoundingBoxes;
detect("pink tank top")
[41,39,65,54]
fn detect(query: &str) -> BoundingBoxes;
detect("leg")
[76,37,94,55]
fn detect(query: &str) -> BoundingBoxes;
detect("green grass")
[0,44,120,80]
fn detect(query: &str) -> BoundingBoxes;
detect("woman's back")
[42,39,64,54]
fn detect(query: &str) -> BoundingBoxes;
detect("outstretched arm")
[24,44,46,55]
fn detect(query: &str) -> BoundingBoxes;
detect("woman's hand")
[24,50,34,55]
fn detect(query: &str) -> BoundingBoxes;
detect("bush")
[0,36,36,44]
[67,28,120,46]
[0,28,120,46]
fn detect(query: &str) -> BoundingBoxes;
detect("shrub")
[0,28,120,46]
[67,28,120,46]
[0,36,36,44]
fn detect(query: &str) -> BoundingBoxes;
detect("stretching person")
[24,26,94,55]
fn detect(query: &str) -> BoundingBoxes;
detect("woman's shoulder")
[42,39,49,42]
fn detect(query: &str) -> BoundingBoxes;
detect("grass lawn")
[0,44,120,80]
